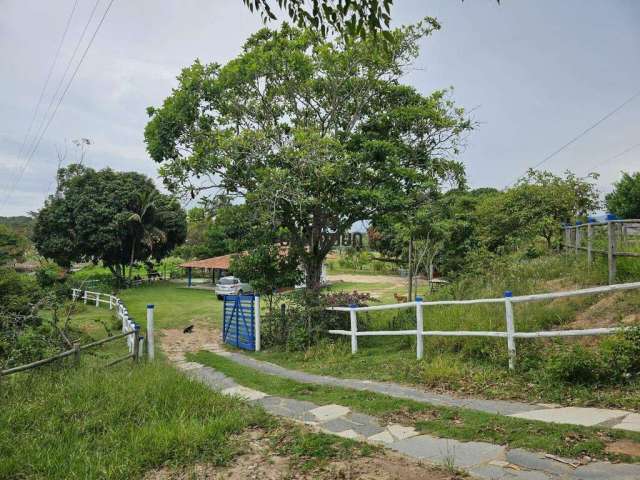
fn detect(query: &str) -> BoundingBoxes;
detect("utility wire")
[507,88,640,186]
[583,142,640,175]
[28,0,103,166]
[1,0,79,210]
[1,0,116,213]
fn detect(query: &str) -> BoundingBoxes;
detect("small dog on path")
[183,325,194,334]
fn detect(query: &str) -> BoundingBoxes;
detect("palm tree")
[126,191,167,281]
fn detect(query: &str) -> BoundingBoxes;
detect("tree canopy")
[33,164,187,281]
[606,172,640,219]
[145,21,472,289]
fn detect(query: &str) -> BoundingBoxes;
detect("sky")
[0,0,638,216]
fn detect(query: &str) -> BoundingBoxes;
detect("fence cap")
[588,217,596,223]
[147,304,154,309]
[504,291,513,297]
[415,296,423,302]
[575,220,583,226]
[349,303,358,308]
[606,213,618,221]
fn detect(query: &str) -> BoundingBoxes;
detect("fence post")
[133,325,141,361]
[587,218,594,266]
[607,216,617,285]
[575,221,582,254]
[254,295,261,352]
[73,342,81,366]
[95,292,100,307]
[504,291,516,371]
[415,296,424,360]
[349,304,358,354]
[146,304,155,361]
[83,290,87,304]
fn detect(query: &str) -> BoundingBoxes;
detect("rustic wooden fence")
[0,290,155,377]
[327,281,640,370]
[562,216,640,284]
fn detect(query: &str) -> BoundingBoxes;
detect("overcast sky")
[1,0,638,216]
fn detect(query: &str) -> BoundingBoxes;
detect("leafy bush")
[545,327,640,385]
[261,290,378,351]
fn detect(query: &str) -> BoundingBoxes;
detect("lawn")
[1,288,389,480]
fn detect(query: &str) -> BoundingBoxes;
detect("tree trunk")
[407,236,413,301]
[128,241,135,281]
[304,256,324,291]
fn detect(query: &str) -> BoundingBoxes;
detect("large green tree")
[606,172,640,219]
[33,165,187,281]
[145,21,471,289]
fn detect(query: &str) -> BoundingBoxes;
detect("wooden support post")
[146,304,155,361]
[587,221,593,266]
[73,342,81,366]
[133,325,141,361]
[504,291,516,370]
[608,220,617,285]
[254,296,261,352]
[575,222,582,255]
[415,296,424,360]
[95,292,100,307]
[349,304,358,354]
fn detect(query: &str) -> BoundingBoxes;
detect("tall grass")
[0,362,269,480]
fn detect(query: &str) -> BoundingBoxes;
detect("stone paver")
[178,353,640,479]
[309,404,351,421]
[221,385,268,400]
[368,430,395,444]
[612,413,640,432]
[509,407,629,427]
[387,423,419,440]
[390,435,505,468]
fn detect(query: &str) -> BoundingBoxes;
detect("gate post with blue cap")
[504,291,516,370]
[415,296,424,360]
[146,304,155,361]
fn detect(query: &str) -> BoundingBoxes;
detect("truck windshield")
[219,278,236,285]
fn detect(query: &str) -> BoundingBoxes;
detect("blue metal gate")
[222,295,255,350]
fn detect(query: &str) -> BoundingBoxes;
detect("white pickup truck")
[214,276,252,300]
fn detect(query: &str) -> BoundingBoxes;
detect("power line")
[507,88,640,186]
[0,0,79,210]
[27,0,103,167]
[583,142,640,174]
[1,0,116,213]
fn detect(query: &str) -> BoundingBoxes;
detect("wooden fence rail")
[328,281,640,370]
[1,289,156,378]
[562,217,640,284]
[0,329,138,378]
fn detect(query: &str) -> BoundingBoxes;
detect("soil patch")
[605,439,640,458]
[567,293,623,329]
[144,426,462,480]
[160,322,218,362]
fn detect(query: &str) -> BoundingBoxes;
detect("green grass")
[118,282,222,330]
[190,350,640,463]
[0,361,270,480]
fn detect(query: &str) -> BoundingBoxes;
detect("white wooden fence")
[327,281,640,370]
[71,289,154,360]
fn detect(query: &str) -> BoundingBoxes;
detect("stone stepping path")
[197,343,640,433]
[175,357,640,480]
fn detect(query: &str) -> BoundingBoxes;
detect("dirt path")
[160,321,218,362]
